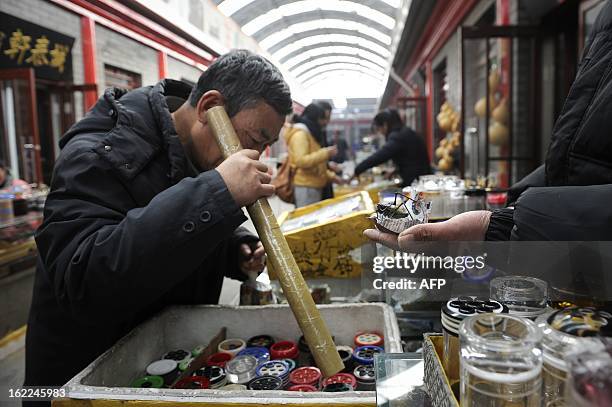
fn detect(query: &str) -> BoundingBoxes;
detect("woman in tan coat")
[285,104,338,207]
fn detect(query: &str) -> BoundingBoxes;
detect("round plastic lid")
[289,366,322,385]
[163,349,191,362]
[206,352,232,367]
[247,335,274,348]
[146,359,178,376]
[131,375,164,388]
[247,375,283,390]
[287,384,318,392]
[226,355,258,375]
[175,376,210,389]
[352,346,383,365]
[270,340,299,360]
[353,365,375,381]
[256,360,290,378]
[322,373,357,389]
[237,347,270,363]
[323,382,353,392]
[354,332,384,347]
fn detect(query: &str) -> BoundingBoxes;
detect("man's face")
[190,101,285,170]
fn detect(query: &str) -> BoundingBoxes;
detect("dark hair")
[189,49,293,117]
[373,108,403,133]
[317,101,333,113]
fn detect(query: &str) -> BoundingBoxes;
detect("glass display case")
[461,26,540,188]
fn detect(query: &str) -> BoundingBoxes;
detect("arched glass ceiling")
[260,21,392,49]
[241,1,395,36]
[293,57,386,78]
[216,0,407,98]
[300,66,384,85]
[273,35,390,62]
[284,47,387,71]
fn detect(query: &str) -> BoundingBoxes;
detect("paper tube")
[206,106,344,377]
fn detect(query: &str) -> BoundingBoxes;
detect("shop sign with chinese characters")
[0,12,74,81]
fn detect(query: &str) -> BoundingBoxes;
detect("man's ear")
[195,90,225,124]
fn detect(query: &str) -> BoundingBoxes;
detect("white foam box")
[55,303,401,406]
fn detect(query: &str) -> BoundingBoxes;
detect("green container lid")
[131,375,164,388]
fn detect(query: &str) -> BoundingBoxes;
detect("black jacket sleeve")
[35,150,247,323]
[507,165,546,205]
[354,133,400,175]
[511,184,612,240]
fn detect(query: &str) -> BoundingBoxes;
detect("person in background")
[286,103,340,207]
[330,130,351,164]
[353,109,431,186]
[0,161,30,193]
[317,101,335,200]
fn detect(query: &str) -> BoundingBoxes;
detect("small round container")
[565,342,612,407]
[237,347,270,365]
[441,297,508,384]
[146,359,179,386]
[206,352,232,368]
[353,365,376,391]
[537,307,611,406]
[289,366,322,389]
[287,384,318,392]
[218,338,247,357]
[322,373,356,390]
[163,349,191,362]
[225,355,258,384]
[131,375,164,389]
[195,366,227,389]
[174,376,210,389]
[490,276,548,319]
[256,360,291,387]
[336,346,354,372]
[247,335,275,349]
[270,341,299,361]
[352,345,383,366]
[460,313,543,406]
[247,375,284,390]
[354,332,384,347]
[322,382,353,392]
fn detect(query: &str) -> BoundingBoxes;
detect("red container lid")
[354,332,384,347]
[270,340,299,360]
[289,366,322,386]
[175,376,210,389]
[206,352,232,367]
[322,373,357,390]
[287,384,318,392]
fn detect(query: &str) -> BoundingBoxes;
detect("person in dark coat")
[354,109,431,186]
[23,49,292,400]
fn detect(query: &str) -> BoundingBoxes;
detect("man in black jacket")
[354,109,431,186]
[24,50,291,397]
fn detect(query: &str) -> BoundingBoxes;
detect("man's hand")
[364,211,492,250]
[239,241,266,274]
[328,161,341,173]
[217,150,274,207]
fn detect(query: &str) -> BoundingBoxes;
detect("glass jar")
[565,340,611,406]
[537,307,611,406]
[460,314,542,407]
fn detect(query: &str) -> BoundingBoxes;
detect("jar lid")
[218,338,246,356]
[442,297,507,335]
[289,366,322,385]
[352,345,383,365]
[146,359,177,376]
[256,360,290,380]
[354,332,384,347]
[322,373,357,389]
[270,341,299,360]
[237,347,270,364]
[131,375,164,388]
[247,375,283,390]
[226,355,258,384]
[247,335,275,349]
[353,365,376,382]
[206,352,232,368]
[163,349,191,362]
[323,382,353,392]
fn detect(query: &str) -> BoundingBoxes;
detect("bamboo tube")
[206,106,344,377]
